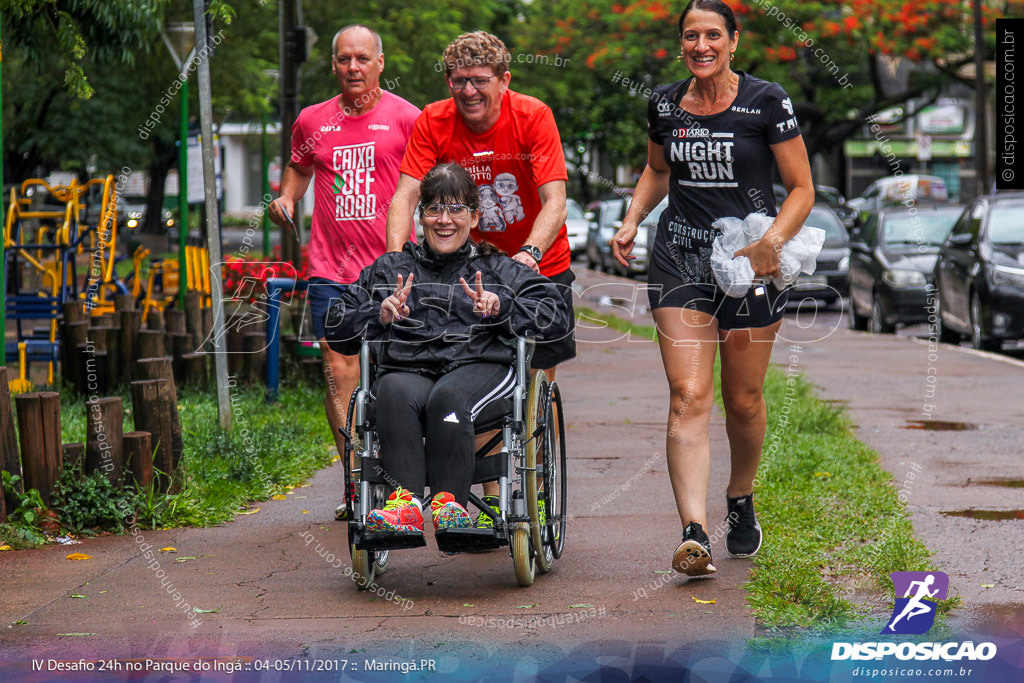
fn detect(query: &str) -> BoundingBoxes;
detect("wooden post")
[146,308,165,332]
[78,343,108,395]
[180,353,208,386]
[130,380,174,492]
[137,330,166,359]
[85,397,124,484]
[14,392,62,506]
[243,332,266,385]
[1,368,23,515]
[62,301,85,325]
[135,357,183,472]
[97,327,122,389]
[165,308,187,336]
[62,321,90,391]
[123,431,153,490]
[62,443,86,476]
[185,291,202,350]
[120,310,142,382]
[227,326,245,377]
[115,294,136,312]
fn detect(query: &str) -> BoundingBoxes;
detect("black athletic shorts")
[646,262,789,330]
[531,268,576,370]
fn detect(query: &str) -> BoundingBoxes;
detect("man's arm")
[268,161,314,226]
[511,179,567,272]
[385,173,422,252]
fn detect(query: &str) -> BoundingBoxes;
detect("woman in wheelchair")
[324,163,571,541]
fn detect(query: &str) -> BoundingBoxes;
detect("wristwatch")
[518,245,542,263]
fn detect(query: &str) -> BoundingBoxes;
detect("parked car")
[846,175,950,225]
[584,195,661,277]
[933,192,1024,351]
[847,204,962,333]
[585,197,626,274]
[791,205,849,306]
[565,198,589,256]
[772,183,858,228]
[814,185,858,229]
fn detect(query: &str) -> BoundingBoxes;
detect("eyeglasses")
[422,203,473,219]
[447,75,496,90]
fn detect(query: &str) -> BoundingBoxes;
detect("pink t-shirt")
[291,91,420,283]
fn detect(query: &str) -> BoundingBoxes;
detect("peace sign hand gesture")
[460,271,501,319]
[380,273,414,325]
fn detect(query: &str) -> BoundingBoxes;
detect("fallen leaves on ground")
[272,494,287,500]
[691,596,716,605]
[193,606,222,614]
[159,547,176,553]
[239,507,260,515]
[65,553,91,561]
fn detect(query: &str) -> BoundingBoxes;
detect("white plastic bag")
[710,213,826,297]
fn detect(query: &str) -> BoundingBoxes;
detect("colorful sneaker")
[672,521,717,576]
[431,492,472,530]
[726,492,763,557]
[366,487,423,533]
[474,495,501,529]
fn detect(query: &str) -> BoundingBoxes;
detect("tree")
[507,0,1017,183]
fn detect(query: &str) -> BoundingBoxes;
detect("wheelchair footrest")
[435,528,503,554]
[354,529,427,551]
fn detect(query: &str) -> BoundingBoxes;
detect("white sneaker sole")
[672,540,717,576]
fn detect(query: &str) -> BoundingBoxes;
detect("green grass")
[2,367,334,545]
[576,305,954,633]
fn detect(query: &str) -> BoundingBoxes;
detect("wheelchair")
[340,337,567,588]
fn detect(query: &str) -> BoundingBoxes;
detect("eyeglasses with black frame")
[447,75,497,90]
[422,203,473,219]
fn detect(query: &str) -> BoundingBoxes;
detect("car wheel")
[586,249,598,271]
[847,294,868,331]
[869,291,895,334]
[934,295,961,344]
[970,291,1000,352]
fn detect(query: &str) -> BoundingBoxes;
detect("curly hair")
[441,31,511,77]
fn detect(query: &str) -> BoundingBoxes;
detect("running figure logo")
[884,571,949,634]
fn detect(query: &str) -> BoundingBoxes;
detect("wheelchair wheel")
[351,545,376,590]
[525,372,555,574]
[511,522,535,587]
[544,382,568,560]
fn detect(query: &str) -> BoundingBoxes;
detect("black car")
[848,204,962,333]
[791,205,849,306]
[933,192,1024,351]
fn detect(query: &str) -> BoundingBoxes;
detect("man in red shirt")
[386,31,575,371]
[270,25,419,518]
[385,31,575,523]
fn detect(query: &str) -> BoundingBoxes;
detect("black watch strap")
[518,245,542,263]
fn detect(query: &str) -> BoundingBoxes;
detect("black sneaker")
[726,493,762,557]
[672,521,717,576]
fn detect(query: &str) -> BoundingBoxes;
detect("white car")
[565,198,589,256]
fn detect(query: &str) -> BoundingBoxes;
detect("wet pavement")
[1,263,1022,679]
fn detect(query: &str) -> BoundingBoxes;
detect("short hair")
[332,24,382,57]
[678,0,738,39]
[418,163,480,212]
[441,31,511,77]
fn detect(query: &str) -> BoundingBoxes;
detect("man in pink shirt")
[269,25,419,517]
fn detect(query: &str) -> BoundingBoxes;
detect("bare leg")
[321,338,359,465]
[652,307,719,529]
[718,322,780,498]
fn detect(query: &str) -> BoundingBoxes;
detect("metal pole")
[1,20,6,366]
[178,79,190,309]
[261,108,271,258]
[973,0,989,197]
[280,0,301,266]
[192,0,231,430]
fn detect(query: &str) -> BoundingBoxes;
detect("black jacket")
[324,241,572,376]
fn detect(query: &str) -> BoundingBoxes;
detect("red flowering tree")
[510,0,1017,172]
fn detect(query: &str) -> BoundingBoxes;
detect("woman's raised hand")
[380,273,414,325]
[460,270,501,318]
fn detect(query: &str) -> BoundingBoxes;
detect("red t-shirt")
[291,91,420,283]
[400,90,570,277]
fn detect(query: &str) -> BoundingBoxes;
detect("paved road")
[1,264,1022,681]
